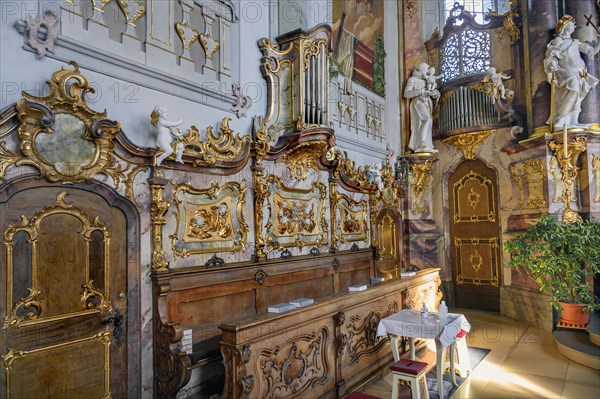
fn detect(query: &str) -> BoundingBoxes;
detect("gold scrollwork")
[171,180,248,258]
[161,117,251,167]
[442,130,495,160]
[199,26,220,60]
[333,150,376,193]
[3,288,42,330]
[510,163,524,207]
[330,185,369,248]
[488,0,520,44]
[3,192,111,329]
[0,141,19,179]
[10,62,122,185]
[302,38,327,70]
[265,175,328,252]
[410,160,433,214]
[276,141,329,180]
[81,281,112,313]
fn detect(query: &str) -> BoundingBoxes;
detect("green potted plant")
[504,216,600,325]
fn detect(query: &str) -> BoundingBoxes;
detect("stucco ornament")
[403,63,440,154]
[231,83,252,118]
[151,105,184,166]
[14,10,59,60]
[544,15,600,129]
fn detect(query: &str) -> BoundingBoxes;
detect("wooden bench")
[152,249,388,398]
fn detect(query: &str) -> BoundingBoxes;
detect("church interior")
[1,0,599,398]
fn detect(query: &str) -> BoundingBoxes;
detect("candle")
[563,124,568,159]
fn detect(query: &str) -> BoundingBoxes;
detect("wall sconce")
[395,156,410,192]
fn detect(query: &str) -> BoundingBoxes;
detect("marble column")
[565,0,600,124]
[524,0,558,130]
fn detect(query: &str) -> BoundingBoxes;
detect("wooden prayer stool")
[390,359,430,399]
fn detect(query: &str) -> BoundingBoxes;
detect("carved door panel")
[449,160,501,311]
[0,188,127,398]
[374,208,401,279]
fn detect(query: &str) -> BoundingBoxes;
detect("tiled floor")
[361,308,600,398]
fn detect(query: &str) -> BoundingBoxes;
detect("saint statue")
[544,15,600,129]
[403,63,440,153]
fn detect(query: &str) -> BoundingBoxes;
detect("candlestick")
[563,124,568,159]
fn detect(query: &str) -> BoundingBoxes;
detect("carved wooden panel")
[449,159,501,311]
[1,187,128,398]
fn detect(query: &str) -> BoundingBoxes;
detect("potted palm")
[504,216,600,325]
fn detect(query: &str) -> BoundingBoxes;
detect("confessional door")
[0,187,128,398]
[449,160,501,311]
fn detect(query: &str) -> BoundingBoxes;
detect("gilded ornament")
[442,130,495,160]
[166,117,251,167]
[548,136,587,223]
[3,192,112,329]
[8,62,122,185]
[452,170,496,223]
[81,280,112,313]
[116,0,146,26]
[406,0,416,19]
[175,19,200,50]
[522,158,546,208]
[264,175,328,253]
[276,141,329,180]
[150,179,170,270]
[410,160,433,214]
[199,25,220,60]
[171,180,248,258]
[124,165,149,210]
[330,184,369,249]
[3,288,42,330]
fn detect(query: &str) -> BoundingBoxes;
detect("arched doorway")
[0,179,139,398]
[448,159,501,311]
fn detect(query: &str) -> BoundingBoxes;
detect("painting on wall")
[331,0,386,97]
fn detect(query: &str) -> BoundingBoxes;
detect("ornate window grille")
[438,3,498,83]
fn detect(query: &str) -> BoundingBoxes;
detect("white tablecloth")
[376,309,471,348]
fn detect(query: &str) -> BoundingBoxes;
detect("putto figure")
[151,105,184,166]
[403,62,440,154]
[487,67,511,103]
[544,15,600,129]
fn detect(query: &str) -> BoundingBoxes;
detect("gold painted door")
[0,188,127,398]
[449,160,501,311]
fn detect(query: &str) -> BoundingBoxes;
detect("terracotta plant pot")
[558,301,589,324]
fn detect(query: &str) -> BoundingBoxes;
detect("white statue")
[367,162,384,192]
[425,66,442,91]
[403,63,440,154]
[487,67,511,103]
[544,15,600,129]
[150,105,184,166]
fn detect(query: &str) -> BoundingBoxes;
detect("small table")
[377,309,471,398]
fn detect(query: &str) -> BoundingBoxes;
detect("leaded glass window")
[440,9,493,83]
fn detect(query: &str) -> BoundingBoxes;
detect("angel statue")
[150,105,184,166]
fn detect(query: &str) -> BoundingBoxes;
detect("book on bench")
[400,271,417,278]
[289,297,314,308]
[267,302,296,313]
[348,284,367,292]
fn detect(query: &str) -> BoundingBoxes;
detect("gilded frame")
[170,180,248,258]
[264,175,328,252]
[5,62,122,184]
[330,188,369,246]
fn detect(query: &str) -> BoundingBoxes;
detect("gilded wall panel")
[264,175,328,253]
[330,186,369,250]
[454,237,499,287]
[453,170,496,223]
[171,180,248,258]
